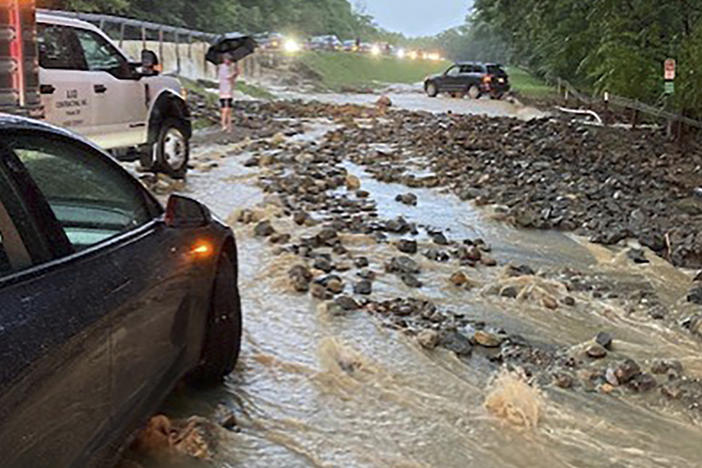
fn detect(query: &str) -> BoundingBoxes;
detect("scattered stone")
[586,343,607,359]
[288,265,312,292]
[269,233,291,244]
[335,295,360,311]
[542,296,558,310]
[650,359,683,376]
[562,296,576,306]
[395,193,418,206]
[500,286,519,298]
[417,329,440,349]
[310,283,331,300]
[326,278,344,294]
[481,256,497,267]
[354,257,370,268]
[628,372,657,393]
[354,280,372,295]
[595,332,613,350]
[600,383,615,394]
[688,286,702,305]
[313,257,334,273]
[553,373,573,389]
[357,268,376,280]
[254,220,275,237]
[612,359,640,384]
[627,248,649,264]
[293,212,309,225]
[400,273,423,288]
[473,330,504,348]
[396,239,418,254]
[450,271,468,287]
[440,331,473,356]
[316,227,338,246]
[376,95,392,108]
[506,264,536,277]
[694,271,702,282]
[424,248,450,262]
[323,301,345,316]
[346,174,361,191]
[387,256,421,275]
[214,405,237,430]
[432,232,449,245]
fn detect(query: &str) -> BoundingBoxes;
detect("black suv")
[424,62,510,99]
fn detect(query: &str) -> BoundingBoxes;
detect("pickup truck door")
[72,26,148,150]
[37,23,97,135]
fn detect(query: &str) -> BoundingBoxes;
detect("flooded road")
[123,111,702,468]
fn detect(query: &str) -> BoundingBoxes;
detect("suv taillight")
[482,75,492,84]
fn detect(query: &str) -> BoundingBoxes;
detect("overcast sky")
[359,0,472,37]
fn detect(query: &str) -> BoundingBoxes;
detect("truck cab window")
[73,28,129,77]
[37,24,86,70]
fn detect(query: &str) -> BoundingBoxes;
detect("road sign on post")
[664,59,676,81]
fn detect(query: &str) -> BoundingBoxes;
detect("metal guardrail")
[39,9,218,43]
[551,75,702,129]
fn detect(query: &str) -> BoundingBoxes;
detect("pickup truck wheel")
[189,252,242,385]
[156,118,190,179]
[467,85,481,99]
[426,82,438,98]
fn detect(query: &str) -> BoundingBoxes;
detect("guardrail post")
[119,22,125,48]
[158,28,164,67]
[141,26,146,50]
[632,109,639,129]
[175,31,180,74]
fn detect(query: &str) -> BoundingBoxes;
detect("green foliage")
[456,0,702,113]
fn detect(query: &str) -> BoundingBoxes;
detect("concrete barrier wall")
[121,40,263,82]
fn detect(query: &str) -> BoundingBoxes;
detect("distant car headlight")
[284,39,301,53]
[396,48,406,59]
[370,45,381,56]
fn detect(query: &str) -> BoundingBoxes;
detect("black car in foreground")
[424,62,510,99]
[0,115,242,467]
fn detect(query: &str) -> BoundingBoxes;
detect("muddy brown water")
[124,120,702,468]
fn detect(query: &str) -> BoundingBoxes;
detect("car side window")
[73,28,127,74]
[446,66,460,77]
[0,171,33,274]
[7,134,153,251]
[37,24,87,70]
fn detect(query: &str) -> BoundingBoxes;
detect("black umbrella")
[206,33,257,65]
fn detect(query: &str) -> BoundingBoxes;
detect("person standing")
[218,54,239,132]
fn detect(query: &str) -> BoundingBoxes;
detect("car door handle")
[39,84,55,95]
[94,84,107,94]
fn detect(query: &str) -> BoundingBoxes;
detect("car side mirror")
[165,195,211,228]
[141,49,161,76]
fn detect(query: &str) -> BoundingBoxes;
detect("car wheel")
[156,118,190,179]
[189,251,242,385]
[491,92,505,100]
[467,85,481,99]
[426,82,438,98]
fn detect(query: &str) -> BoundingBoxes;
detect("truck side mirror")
[141,49,161,76]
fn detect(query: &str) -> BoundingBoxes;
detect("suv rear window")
[487,65,507,76]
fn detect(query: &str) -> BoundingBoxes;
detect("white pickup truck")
[0,4,192,178]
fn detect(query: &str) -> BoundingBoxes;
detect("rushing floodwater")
[124,119,702,468]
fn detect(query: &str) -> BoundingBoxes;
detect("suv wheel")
[426,82,438,98]
[467,85,481,99]
[189,252,242,385]
[156,118,190,179]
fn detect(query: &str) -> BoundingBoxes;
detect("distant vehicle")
[358,42,373,53]
[254,32,284,50]
[1,7,192,178]
[342,39,358,52]
[424,62,510,99]
[0,115,242,467]
[307,35,342,51]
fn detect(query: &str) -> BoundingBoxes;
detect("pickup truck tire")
[426,82,438,98]
[156,118,190,179]
[189,252,242,385]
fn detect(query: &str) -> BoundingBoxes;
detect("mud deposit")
[122,100,702,468]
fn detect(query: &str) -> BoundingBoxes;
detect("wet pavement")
[120,95,702,468]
